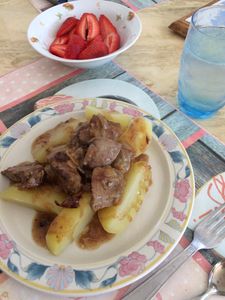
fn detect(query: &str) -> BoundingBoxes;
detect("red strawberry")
[69,22,79,38]
[99,15,120,53]
[78,36,108,59]
[104,32,120,53]
[49,44,67,58]
[76,13,100,41]
[56,17,78,37]
[99,15,117,39]
[51,35,69,45]
[49,34,69,57]
[88,34,103,44]
[65,34,87,59]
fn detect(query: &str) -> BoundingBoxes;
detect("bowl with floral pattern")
[27,0,142,69]
[0,98,194,296]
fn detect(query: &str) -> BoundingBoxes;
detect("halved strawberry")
[104,32,120,53]
[51,35,69,45]
[78,36,108,59]
[76,13,100,41]
[99,15,117,39]
[99,15,120,54]
[49,34,69,57]
[87,34,103,45]
[49,44,67,58]
[69,22,79,38]
[65,34,87,59]
[56,17,78,37]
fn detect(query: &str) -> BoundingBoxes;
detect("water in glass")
[178,6,225,118]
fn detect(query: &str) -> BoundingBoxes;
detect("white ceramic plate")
[56,79,161,119]
[189,172,225,257]
[0,98,194,296]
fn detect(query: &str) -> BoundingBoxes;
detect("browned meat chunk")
[69,131,81,148]
[56,193,81,208]
[83,183,91,192]
[48,142,87,173]
[89,114,122,140]
[113,144,134,173]
[47,147,82,195]
[1,162,45,188]
[91,166,124,211]
[75,115,122,144]
[50,159,82,195]
[83,138,121,168]
[76,122,92,144]
[44,164,56,183]
[47,146,64,162]
[66,145,86,171]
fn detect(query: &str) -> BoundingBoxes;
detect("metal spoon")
[191,261,225,299]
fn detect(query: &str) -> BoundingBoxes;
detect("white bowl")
[27,0,142,69]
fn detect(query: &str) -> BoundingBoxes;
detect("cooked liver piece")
[48,148,82,195]
[44,164,56,183]
[1,162,45,188]
[66,145,86,171]
[113,144,134,173]
[90,114,122,140]
[50,159,82,195]
[76,122,92,145]
[83,138,121,168]
[56,193,81,208]
[76,114,122,144]
[91,166,124,211]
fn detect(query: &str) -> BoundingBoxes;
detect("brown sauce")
[78,214,114,250]
[32,212,56,248]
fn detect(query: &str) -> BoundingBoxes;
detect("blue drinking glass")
[178,5,225,119]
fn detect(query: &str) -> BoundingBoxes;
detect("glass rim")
[191,5,225,38]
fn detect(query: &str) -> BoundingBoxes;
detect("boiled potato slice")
[31,118,80,163]
[85,106,104,120]
[98,160,152,234]
[104,111,132,130]
[0,185,64,214]
[119,117,152,156]
[46,193,94,256]
[85,106,132,130]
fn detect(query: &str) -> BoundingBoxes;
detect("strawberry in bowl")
[49,13,120,60]
[27,0,142,69]
[99,15,120,54]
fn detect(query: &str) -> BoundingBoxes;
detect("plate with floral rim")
[0,98,194,296]
[55,79,161,120]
